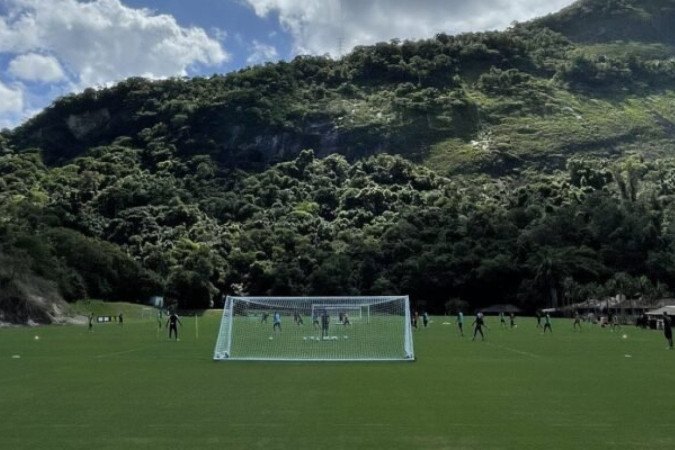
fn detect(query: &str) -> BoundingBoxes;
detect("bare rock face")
[0,274,72,325]
[66,109,111,140]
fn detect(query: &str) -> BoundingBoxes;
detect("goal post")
[213,296,414,361]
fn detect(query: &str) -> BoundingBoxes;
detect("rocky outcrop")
[66,108,111,140]
[0,272,71,325]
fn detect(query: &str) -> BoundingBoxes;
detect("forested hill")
[3,0,675,322]
[534,0,675,46]
[7,1,675,176]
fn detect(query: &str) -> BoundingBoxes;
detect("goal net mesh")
[213,296,414,361]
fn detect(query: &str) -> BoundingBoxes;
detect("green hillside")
[3,0,675,320]
[534,0,675,46]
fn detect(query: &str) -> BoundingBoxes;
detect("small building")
[645,305,675,329]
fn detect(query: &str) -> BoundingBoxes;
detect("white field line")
[94,346,149,358]
[486,342,541,358]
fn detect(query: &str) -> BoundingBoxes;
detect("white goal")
[213,296,414,361]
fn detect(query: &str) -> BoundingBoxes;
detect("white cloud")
[0,0,230,128]
[0,0,229,87]
[244,0,576,56]
[0,81,24,115]
[246,40,279,65]
[8,53,66,82]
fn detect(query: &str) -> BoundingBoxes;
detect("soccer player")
[273,311,281,333]
[157,310,163,330]
[422,311,429,328]
[456,311,464,337]
[543,313,552,333]
[536,310,542,328]
[343,312,351,326]
[88,313,94,332]
[313,313,320,330]
[261,312,269,324]
[321,310,330,339]
[166,312,182,340]
[611,313,621,331]
[509,312,516,329]
[573,311,582,331]
[412,310,419,330]
[295,312,304,326]
[663,312,673,350]
[118,312,123,326]
[500,311,506,328]
[472,312,487,341]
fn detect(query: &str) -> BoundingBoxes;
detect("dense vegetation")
[3,0,675,318]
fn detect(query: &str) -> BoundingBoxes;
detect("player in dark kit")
[536,311,542,328]
[261,312,269,324]
[422,311,429,328]
[663,312,673,350]
[573,311,582,331]
[88,313,94,332]
[611,313,621,331]
[509,313,516,329]
[543,313,552,333]
[321,310,330,339]
[166,312,182,340]
[472,313,487,341]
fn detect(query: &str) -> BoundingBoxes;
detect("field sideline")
[1,313,674,449]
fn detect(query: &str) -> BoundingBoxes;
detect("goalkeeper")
[321,310,330,338]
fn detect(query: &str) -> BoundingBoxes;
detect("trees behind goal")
[213,296,414,361]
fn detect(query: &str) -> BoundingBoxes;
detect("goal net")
[213,296,414,361]
[310,304,369,324]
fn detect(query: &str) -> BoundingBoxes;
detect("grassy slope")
[426,89,675,174]
[68,300,158,319]
[1,314,674,449]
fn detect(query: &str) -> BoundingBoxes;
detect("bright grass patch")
[1,314,674,449]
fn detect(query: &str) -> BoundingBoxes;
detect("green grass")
[226,315,408,360]
[427,90,675,175]
[69,300,159,319]
[1,314,674,449]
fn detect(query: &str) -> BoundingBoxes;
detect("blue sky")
[0,0,576,129]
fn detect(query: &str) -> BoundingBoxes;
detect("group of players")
[261,310,351,338]
[449,309,673,348]
[86,309,184,340]
[87,305,673,350]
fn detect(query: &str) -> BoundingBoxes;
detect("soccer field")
[1,314,674,449]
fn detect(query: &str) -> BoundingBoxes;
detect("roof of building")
[646,305,675,316]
